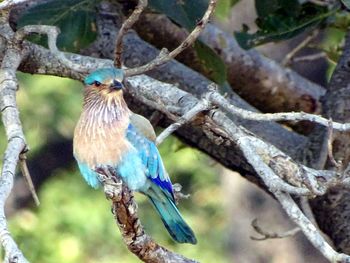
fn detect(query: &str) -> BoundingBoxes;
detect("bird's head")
[84,68,124,95]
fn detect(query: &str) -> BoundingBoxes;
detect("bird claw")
[95,165,123,201]
[104,182,123,201]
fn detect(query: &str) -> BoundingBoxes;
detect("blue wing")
[126,124,174,200]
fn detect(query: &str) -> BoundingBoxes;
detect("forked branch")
[250,219,300,241]
[156,96,211,145]
[124,0,217,77]
[207,86,350,132]
[114,0,148,68]
[16,25,92,74]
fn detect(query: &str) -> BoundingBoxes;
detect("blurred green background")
[1,73,228,263]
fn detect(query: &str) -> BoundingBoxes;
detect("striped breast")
[73,104,131,169]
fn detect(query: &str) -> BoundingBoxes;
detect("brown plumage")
[74,85,130,168]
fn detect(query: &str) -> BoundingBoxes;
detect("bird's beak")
[110,79,123,90]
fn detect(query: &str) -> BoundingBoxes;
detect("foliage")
[193,41,227,85]
[148,0,208,30]
[17,0,227,85]
[17,0,98,52]
[235,1,337,49]
[13,0,350,84]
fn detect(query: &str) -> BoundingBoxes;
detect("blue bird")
[73,68,197,244]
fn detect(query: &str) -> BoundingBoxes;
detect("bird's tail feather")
[148,192,197,244]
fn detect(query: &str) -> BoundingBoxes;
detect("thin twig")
[95,166,198,263]
[124,0,217,77]
[282,29,320,66]
[327,119,341,168]
[275,192,350,262]
[149,111,163,127]
[250,218,300,241]
[293,52,327,63]
[156,96,210,145]
[300,197,318,226]
[114,0,148,68]
[19,153,40,206]
[207,88,350,132]
[309,0,332,6]
[16,25,89,73]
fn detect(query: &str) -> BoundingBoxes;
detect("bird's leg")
[95,165,123,201]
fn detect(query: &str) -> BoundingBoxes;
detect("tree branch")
[19,153,40,206]
[96,167,198,263]
[208,89,350,132]
[123,0,217,77]
[250,219,300,241]
[134,13,325,114]
[275,192,349,263]
[114,0,148,68]
[228,132,349,262]
[155,95,211,146]
[16,39,344,194]
[6,6,350,260]
[282,29,320,66]
[309,31,350,254]
[12,37,350,262]
[0,15,29,263]
[27,39,307,160]
[81,1,308,157]
[16,25,91,73]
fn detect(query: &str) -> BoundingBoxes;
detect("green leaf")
[341,0,350,9]
[215,0,240,21]
[17,0,98,52]
[148,0,208,30]
[194,41,227,85]
[317,27,345,64]
[235,3,336,49]
[330,11,350,30]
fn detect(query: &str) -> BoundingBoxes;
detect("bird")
[73,67,197,244]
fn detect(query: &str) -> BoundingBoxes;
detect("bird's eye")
[94,81,101,87]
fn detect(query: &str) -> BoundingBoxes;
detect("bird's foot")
[95,165,123,201]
